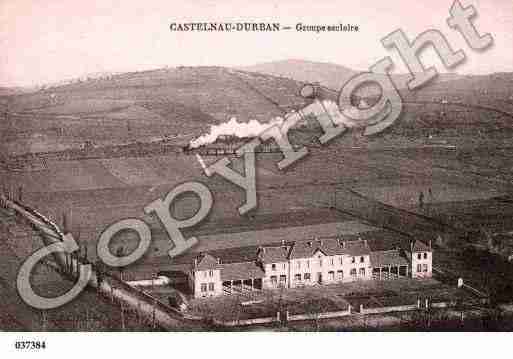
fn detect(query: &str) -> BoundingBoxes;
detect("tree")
[116,246,125,280]
[418,191,425,209]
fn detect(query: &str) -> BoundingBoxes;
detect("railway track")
[0,194,205,330]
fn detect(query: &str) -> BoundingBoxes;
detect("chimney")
[429,239,432,250]
[410,240,414,254]
[194,258,198,268]
[307,241,312,247]
[281,239,285,246]
[217,258,221,264]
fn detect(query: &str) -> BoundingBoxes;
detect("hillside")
[239,59,359,91]
[2,67,309,154]
[241,59,513,116]
[0,86,32,97]
[2,63,513,157]
[239,59,465,93]
[401,72,513,114]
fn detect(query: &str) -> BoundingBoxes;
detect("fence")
[360,302,419,315]
[1,194,204,330]
[217,314,279,327]
[287,307,352,321]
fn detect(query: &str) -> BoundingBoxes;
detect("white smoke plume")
[189,116,285,149]
[188,100,362,149]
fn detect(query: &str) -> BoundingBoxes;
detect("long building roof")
[288,238,372,259]
[370,250,410,267]
[259,245,291,263]
[189,231,433,276]
[219,262,265,281]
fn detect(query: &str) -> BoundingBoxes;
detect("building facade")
[189,237,432,298]
[409,240,433,279]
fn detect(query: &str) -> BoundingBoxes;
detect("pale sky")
[1,0,512,86]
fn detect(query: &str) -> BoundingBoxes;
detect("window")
[340,257,343,265]
[282,263,286,270]
[271,276,277,285]
[304,273,311,281]
[351,257,356,263]
[208,283,214,291]
[359,268,365,276]
[350,268,357,278]
[417,264,422,273]
[295,274,301,281]
[360,256,365,263]
[209,270,213,277]
[203,271,207,278]
[330,258,334,266]
[200,283,207,292]
[319,258,323,267]
[306,260,310,268]
[272,263,276,271]
[423,264,428,272]
[279,275,287,285]
[417,253,422,260]
[424,252,428,259]
[328,271,335,281]
[337,270,344,280]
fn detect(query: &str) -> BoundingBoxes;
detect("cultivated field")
[0,209,156,331]
[2,64,513,325]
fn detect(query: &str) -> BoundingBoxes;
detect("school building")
[188,232,433,298]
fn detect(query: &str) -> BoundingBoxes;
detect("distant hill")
[0,86,32,97]
[3,63,512,156]
[2,66,311,153]
[6,66,309,122]
[239,59,466,93]
[239,59,359,91]
[404,72,513,99]
[240,59,513,113]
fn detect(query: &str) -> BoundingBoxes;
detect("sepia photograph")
[1,0,513,356]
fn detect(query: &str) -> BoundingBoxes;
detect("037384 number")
[14,341,46,350]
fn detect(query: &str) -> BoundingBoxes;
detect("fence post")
[457,278,464,288]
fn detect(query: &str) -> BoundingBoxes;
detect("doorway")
[317,272,322,284]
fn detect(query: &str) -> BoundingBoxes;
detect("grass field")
[0,209,155,331]
[185,277,470,322]
[3,137,512,262]
[3,66,513,314]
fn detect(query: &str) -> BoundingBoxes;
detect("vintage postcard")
[1,0,512,356]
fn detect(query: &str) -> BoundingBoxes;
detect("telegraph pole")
[152,273,157,330]
[120,297,126,331]
[41,310,47,331]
